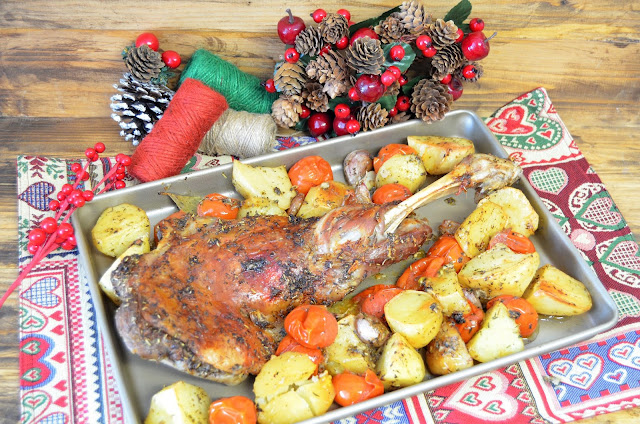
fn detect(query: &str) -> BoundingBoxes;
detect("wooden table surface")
[1,0,638,422]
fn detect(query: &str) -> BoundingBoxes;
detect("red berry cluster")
[135,33,181,69]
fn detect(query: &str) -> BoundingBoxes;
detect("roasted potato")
[384,290,443,349]
[232,160,296,210]
[467,302,524,362]
[422,265,471,316]
[376,332,427,390]
[98,237,150,304]
[144,381,210,424]
[425,319,474,375]
[92,203,151,257]
[254,352,334,424]
[237,196,287,218]
[477,187,539,237]
[455,200,509,258]
[522,265,593,315]
[375,153,427,193]
[297,181,354,219]
[407,135,475,175]
[458,243,540,300]
[324,314,377,375]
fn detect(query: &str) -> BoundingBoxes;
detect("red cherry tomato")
[288,156,333,195]
[208,396,256,424]
[373,144,417,173]
[426,235,470,272]
[396,256,445,290]
[372,183,412,204]
[353,284,404,319]
[454,299,484,343]
[276,334,324,366]
[489,229,536,254]
[486,295,539,337]
[197,193,240,219]
[135,32,159,51]
[332,369,384,407]
[284,304,338,348]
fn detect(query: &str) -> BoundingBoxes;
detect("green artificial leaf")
[444,0,472,27]
[402,77,424,95]
[295,117,309,131]
[151,67,176,87]
[376,95,397,111]
[299,54,312,67]
[382,42,416,72]
[349,5,401,35]
[160,192,203,214]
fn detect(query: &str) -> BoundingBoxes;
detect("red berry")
[311,8,327,23]
[461,31,495,61]
[82,190,94,201]
[264,78,276,93]
[61,184,73,195]
[90,153,99,162]
[117,154,132,166]
[27,243,40,255]
[307,112,332,137]
[390,45,405,61]
[115,181,126,190]
[348,86,360,101]
[381,71,396,87]
[423,46,437,58]
[336,9,351,21]
[350,28,379,46]
[398,74,408,86]
[85,148,96,159]
[135,33,159,51]
[61,241,76,251]
[416,35,432,50]
[333,114,354,136]
[57,223,74,240]
[320,44,332,55]
[388,107,398,117]
[346,119,360,134]
[161,50,181,68]
[94,142,106,153]
[455,28,464,42]
[334,103,351,119]
[70,163,82,173]
[277,9,306,45]
[387,66,401,79]
[48,200,60,211]
[462,65,477,79]
[28,228,47,246]
[67,235,77,246]
[284,47,300,63]
[299,104,311,119]
[78,171,90,181]
[57,192,67,202]
[447,76,464,100]
[354,74,385,102]
[335,36,349,50]
[40,217,58,234]
[396,95,410,112]
[116,172,126,180]
[440,74,452,84]
[469,18,485,32]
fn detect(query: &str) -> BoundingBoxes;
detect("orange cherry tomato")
[488,229,536,254]
[332,369,384,407]
[276,334,324,365]
[486,295,539,337]
[288,155,333,195]
[197,193,240,219]
[396,256,445,290]
[353,285,404,319]
[372,183,412,204]
[284,304,338,348]
[454,299,484,343]
[208,396,257,424]
[373,144,418,173]
[426,235,470,272]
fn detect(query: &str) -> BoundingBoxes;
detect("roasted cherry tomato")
[332,369,384,407]
[208,396,257,424]
[396,256,445,290]
[288,155,333,195]
[373,144,418,173]
[284,304,338,348]
[371,183,412,204]
[197,193,240,219]
[486,295,539,337]
[453,299,484,343]
[488,229,536,254]
[426,235,470,272]
[353,284,404,319]
[276,334,324,365]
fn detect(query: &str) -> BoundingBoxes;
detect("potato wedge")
[98,237,150,304]
[458,243,540,300]
[238,197,287,218]
[375,153,427,193]
[297,181,354,219]
[422,265,471,316]
[477,187,539,236]
[425,319,473,375]
[324,314,377,376]
[455,200,509,258]
[467,302,524,362]
[376,332,426,390]
[407,135,475,175]
[92,203,151,257]
[144,381,210,424]
[384,290,443,349]
[522,265,593,315]
[232,160,296,210]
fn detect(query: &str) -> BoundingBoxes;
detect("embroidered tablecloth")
[16,87,640,423]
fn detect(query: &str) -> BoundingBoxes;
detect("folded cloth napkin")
[15,87,640,423]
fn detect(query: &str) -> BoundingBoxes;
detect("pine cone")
[397,0,432,38]
[392,111,412,123]
[110,73,174,146]
[271,95,303,128]
[124,44,164,82]
[385,80,401,97]
[319,13,349,44]
[346,37,385,75]
[274,61,307,96]
[427,19,459,49]
[357,103,389,132]
[302,82,329,112]
[306,50,349,98]
[456,62,484,83]
[295,26,323,57]
[410,79,452,123]
[430,44,465,80]
[374,14,406,44]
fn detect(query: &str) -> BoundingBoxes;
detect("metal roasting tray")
[72,110,618,424]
